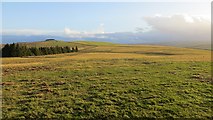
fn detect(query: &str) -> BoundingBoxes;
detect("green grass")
[20,40,93,48]
[2,41,212,119]
[74,41,118,46]
[20,40,117,48]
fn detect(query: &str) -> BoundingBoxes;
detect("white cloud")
[63,24,107,38]
[142,14,211,42]
[64,28,81,35]
[98,23,105,34]
[2,14,210,48]
[64,28,96,38]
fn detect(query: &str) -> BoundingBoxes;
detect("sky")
[2,0,213,2]
[1,2,211,44]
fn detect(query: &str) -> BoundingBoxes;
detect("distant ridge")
[3,34,211,50]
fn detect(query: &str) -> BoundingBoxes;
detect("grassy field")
[1,41,212,119]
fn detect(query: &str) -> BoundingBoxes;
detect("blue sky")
[2,0,212,2]
[3,2,211,33]
[2,2,211,45]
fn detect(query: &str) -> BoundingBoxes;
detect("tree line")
[1,43,78,57]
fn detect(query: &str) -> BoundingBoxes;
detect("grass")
[74,41,117,46]
[1,41,212,119]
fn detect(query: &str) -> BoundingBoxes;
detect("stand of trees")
[1,43,78,57]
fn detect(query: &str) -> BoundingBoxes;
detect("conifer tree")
[10,43,16,57]
[2,44,10,57]
[72,47,75,52]
[1,43,78,57]
[65,46,70,53]
[75,46,78,52]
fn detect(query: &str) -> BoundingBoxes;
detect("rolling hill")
[2,35,211,50]
[1,40,212,119]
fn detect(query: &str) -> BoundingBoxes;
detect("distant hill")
[2,35,68,44]
[0,40,118,52]
[16,40,118,47]
[1,37,211,51]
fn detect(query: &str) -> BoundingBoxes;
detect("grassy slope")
[19,40,116,47]
[2,41,212,119]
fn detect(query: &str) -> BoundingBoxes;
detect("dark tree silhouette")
[1,43,77,57]
[72,47,75,52]
[2,44,10,57]
[75,46,78,52]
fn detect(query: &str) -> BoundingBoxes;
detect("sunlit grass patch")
[2,42,212,119]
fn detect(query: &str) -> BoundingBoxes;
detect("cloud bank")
[62,14,210,44]
[142,14,210,43]
[2,14,210,49]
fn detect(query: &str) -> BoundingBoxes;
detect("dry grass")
[2,42,212,119]
[2,45,211,68]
